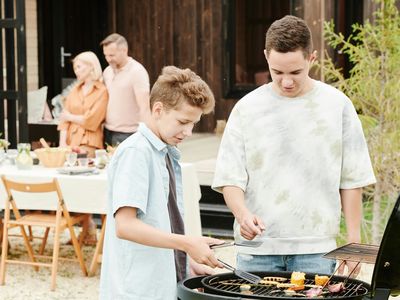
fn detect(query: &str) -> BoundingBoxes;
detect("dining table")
[0,161,203,275]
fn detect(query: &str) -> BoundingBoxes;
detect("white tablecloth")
[0,163,202,236]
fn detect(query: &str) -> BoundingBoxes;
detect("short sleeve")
[212,105,248,193]
[111,147,150,216]
[340,99,376,189]
[132,64,150,94]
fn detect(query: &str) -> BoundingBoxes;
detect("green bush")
[320,0,400,244]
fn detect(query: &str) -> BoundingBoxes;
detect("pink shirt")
[103,57,150,133]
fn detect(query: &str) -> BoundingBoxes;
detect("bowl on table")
[34,147,71,168]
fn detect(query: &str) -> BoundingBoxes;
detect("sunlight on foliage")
[319,0,400,244]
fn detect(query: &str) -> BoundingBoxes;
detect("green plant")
[0,133,9,149]
[319,0,400,244]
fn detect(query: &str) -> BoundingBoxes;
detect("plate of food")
[56,166,98,175]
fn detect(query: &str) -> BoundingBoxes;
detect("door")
[35,0,108,145]
[38,0,109,100]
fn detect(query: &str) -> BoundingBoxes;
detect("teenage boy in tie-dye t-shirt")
[212,15,375,276]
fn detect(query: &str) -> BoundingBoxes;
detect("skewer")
[343,261,361,286]
[321,260,346,289]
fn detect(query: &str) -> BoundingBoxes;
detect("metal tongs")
[322,260,361,290]
[217,259,261,284]
[210,240,263,249]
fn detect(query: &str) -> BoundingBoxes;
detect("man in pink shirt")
[100,33,150,145]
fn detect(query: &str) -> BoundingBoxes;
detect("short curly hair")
[150,66,215,114]
[265,15,313,58]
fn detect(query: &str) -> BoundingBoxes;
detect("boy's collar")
[138,123,181,160]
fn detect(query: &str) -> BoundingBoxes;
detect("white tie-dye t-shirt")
[212,80,376,255]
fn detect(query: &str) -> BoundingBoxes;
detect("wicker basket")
[34,148,70,168]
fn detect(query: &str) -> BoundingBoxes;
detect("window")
[223,0,293,98]
[333,0,364,78]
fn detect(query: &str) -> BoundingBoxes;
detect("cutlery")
[218,259,261,284]
[210,240,263,249]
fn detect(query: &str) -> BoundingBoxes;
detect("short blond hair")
[150,66,215,114]
[100,33,128,49]
[73,51,103,81]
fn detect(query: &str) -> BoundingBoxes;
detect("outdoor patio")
[0,133,394,299]
[0,133,225,299]
[0,226,387,300]
[0,225,386,300]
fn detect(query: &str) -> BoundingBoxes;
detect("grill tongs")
[217,259,261,284]
[320,260,361,293]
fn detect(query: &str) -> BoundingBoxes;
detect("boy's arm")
[115,206,223,269]
[222,186,265,240]
[341,188,362,243]
[338,188,362,277]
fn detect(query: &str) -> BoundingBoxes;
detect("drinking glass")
[0,148,5,161]
[78,157,89,167]
[16,143,33,170]
[95,149,108,168]
[66,152,78,167]
[6,149,18,164]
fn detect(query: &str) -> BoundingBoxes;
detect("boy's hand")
[184,236,224,269]
[338,260,361,278]
[189,259,214,276]
[237,212,265,240]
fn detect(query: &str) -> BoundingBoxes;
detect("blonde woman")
[58,51,108,158]
[58,51,108,245]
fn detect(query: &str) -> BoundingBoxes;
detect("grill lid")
[371,193,400,296]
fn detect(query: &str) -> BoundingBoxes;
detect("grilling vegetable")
[239,284,251,292]
[315,275,329,286]
[263,276,287,282]
[291,271,306,286]
[240,284,253,295]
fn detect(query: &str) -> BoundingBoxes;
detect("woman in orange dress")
[58,51,108,158]
[58,51,108,245]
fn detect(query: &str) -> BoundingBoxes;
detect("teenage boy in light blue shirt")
[100,66,223,300]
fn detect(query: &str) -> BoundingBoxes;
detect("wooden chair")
[89,215,106,276]
[0,175,88,291]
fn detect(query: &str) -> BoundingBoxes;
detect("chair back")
[0,175,88,290]
[0,175,66,220]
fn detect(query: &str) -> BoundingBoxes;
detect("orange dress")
[58,81,108,150]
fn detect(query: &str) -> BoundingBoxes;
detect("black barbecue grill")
[178,193,400,300]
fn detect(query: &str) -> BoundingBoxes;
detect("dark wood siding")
[106,0,369,133]
[107,0,227,132]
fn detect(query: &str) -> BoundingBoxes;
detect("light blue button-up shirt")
[100,123,184,300]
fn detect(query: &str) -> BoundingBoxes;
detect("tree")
[319,0,400,244]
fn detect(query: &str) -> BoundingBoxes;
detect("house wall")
[26,0,38,91]
[26,0,376,133]
[109,0,344,132]
[107,0,225,132]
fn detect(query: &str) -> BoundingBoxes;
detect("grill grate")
[206,277,369,299]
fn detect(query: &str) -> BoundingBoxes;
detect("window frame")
[222,0,296,99]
